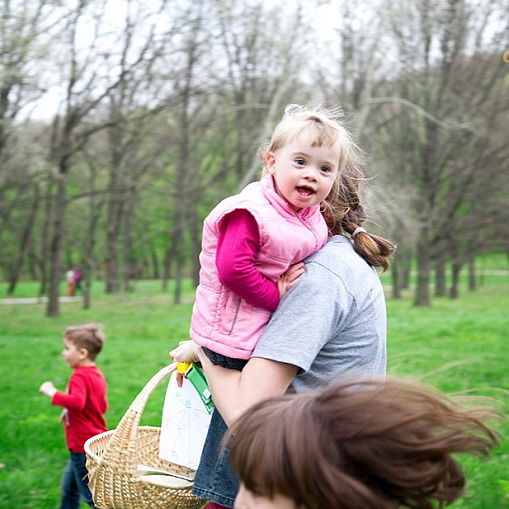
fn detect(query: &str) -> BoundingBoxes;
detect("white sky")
[27,0,392,121]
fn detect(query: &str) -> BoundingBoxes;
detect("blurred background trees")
[1,0,508,315]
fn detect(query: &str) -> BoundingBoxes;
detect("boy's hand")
[169,340,200,387]
[277,261,305,299]
[39,381,57,398]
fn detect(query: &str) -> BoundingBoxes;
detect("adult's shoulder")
[307,235,370,271]
[306,235,382,293]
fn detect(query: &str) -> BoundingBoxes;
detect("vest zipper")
[228,297,242,335]
[299,212,321,251]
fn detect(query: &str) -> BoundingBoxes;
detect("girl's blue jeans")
[192,409,238,508]
[193,351,244,507]
[60,451,96,509]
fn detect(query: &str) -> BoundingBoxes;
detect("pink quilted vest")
[190,175,328,359]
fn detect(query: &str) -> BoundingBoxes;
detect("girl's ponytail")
[323,161,396,271]
[348,226,396,272]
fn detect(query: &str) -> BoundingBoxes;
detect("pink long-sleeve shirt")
[216,209,280,312]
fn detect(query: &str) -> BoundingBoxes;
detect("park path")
[0,296,82,305]
[1,270,506,305]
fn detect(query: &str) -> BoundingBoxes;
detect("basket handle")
[99,363,178,472]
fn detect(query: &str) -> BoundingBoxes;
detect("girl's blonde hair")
[261,104,395,271]
[64,323,105,361]
[228,378,500,509]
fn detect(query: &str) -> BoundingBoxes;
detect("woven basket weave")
[85,363,206,509]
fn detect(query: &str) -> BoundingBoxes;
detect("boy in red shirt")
[39,323,108,509]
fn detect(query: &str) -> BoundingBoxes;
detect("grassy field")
[0,273,508,508]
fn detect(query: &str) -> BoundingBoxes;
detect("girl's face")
[267,132,340,212]
[234,484,299,509]
[62,337,86,368]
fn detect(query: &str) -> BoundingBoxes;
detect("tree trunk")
[468,250,476,291]
[83,267,92,309]
[46,171,68,317]
[434,248,446,297]
[105,227,119,293]
[105,158,122,294]
[82,250,94,311]
[7,185,40,295]
[173,210,185,305]
[449,260,461,299]
[413,108,438,307]
[189,205,201,289]
[38,175,53,297]
[0,187,23,245]
[401,245,412,289]
[391,260,401,299]
[162,240,174,292]
[105,126,123,294]
[151,248,160,280]
[82,172,103,310]
[122,194,135,292]
[414,229,431,307]
[28,244,38,281]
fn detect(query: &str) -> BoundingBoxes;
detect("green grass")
[0,287,193,508]
[1,277,508,508]
[387,285,509,509]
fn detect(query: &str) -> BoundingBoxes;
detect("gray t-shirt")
[253,235,387,392]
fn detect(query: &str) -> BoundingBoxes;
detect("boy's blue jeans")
[60,451,96,509]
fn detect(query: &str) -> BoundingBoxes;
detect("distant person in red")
[74,266,83,293]
[39,324,108,509]
[65,269,75,296]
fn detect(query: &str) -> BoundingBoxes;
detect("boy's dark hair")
[64,323,105,361]
[228,378,500,509]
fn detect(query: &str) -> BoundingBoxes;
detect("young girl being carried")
[173,103,393,371]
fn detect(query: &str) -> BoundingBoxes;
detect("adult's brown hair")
[228,378,500,509]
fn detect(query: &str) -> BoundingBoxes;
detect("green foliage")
[0,279,508,507]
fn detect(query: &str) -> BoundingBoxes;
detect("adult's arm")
[196,347,298,426]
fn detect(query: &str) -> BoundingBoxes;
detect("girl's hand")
[39,381,57,398]
[277,262,305,299]
[169,340,200,364]
[169,340,200,387]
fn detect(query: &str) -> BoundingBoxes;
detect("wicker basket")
[85,363,206,509]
